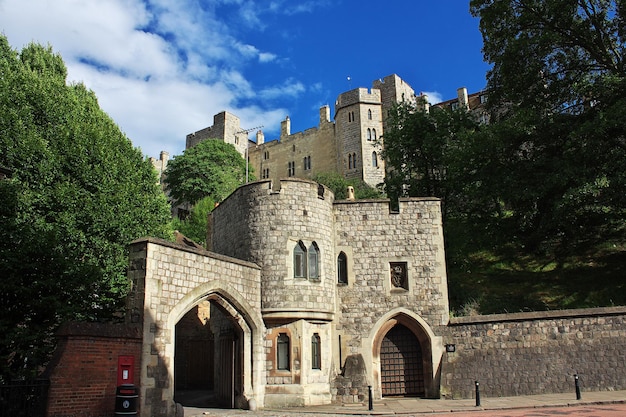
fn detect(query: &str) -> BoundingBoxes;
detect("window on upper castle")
[261,168,270,179]
[337,252,348,284]
[277,333,290,370]
[288,161,295,177]
[372,152,378,168]
[348,154,353,169]
[480,94,488,104]
[308,242,319,280]
[352,153,357,169]
[264,151,269,160]
[368,109,372,120]
[348,112,352,122]
[451,102,459,111]
[367,129,372,141]
[372,129,377,140]
[311,333,321,370]
[294,241,307,278]
[304,156,311,170]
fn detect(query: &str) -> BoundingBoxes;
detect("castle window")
[303,155,311,170]
[277,333,290,370]
[372,151,378,168]
[348,154,353,169]
[288,161,295,177]
[352,153,357,169]
[311,333,321,370]
[372,129,377,140]
[367,129,372,141]
[480,94,488,104]
[368,109,372,120]
[294,241,307,278]
[337,252,348,284]
[264,151,270,160]
[308,242,319,280]
[348,112,352,122]
[451,102,459,111]
[262,168,270,179]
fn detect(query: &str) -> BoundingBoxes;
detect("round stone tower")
[209,178,336,321]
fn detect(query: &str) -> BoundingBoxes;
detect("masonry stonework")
[122,179,626,417]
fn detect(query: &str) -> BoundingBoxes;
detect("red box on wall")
[117,355,135,386]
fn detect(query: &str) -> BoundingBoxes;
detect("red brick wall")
[45,322,142,417]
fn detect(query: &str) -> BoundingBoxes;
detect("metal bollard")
[368,385,373,411]
[475,380,481,407]
[575,374,581,400]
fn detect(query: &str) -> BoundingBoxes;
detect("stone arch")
[366,308,443,399]
[166,281,265,409]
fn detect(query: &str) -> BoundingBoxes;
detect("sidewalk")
[184,389,626,416]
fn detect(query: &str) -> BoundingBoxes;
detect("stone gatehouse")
[126,178,449,416]
[124,178,626,417]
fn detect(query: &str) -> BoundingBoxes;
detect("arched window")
[367,129,372,141]
[294,241,307,278]
[372,151,378,167]
[308,242,319,280]
[348,154,353,169]
[277,333,290,370]
[311,333,321,369]
[352,153,357,168]
[337,252,348,284]
[368,109,372,120]
[373,129,377,140]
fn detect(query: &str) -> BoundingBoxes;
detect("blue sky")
[0,0,490,159]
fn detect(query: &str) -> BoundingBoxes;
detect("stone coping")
[129,236,261,270]
[449,305,626,326]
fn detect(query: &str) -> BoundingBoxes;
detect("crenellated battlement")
[335,87,382,110]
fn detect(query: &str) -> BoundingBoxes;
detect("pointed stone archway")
[368,308,444,399]
[167,287,265,410]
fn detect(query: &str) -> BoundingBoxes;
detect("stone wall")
[45,322,141,417]
[126,238,264,417]
[441,307,626,399]
[333,197,449,399]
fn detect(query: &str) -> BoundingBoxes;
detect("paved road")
[438,403,626,416]
[186,403,626,417]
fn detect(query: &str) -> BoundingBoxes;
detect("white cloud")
[422,91,444,105]
[0,0,306,157]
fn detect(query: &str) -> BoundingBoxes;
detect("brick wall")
[441,307,626,399]
[45,322,141,417]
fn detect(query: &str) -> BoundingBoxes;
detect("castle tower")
[335,87,385,188]
[185,111,248,158]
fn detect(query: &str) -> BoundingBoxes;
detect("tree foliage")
[468,0,626,257]
[164,139,250,207]
[312,172,382,200]
[381,102,481,217]
[0,36,172,381]
[170,196,215,247]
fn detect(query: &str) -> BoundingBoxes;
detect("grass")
[446,240,626,317]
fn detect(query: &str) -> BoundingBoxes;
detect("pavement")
[183,389,626,416]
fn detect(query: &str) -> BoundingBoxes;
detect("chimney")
[347,186,355,201]
[256,130,264,145]
[281,116,291,138]
[457,87,469,110]
[320,105,330,123]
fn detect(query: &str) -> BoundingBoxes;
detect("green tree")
[0,36,172,381]
[469,0,626,257]
[170,195,215,246]
[312,172,382,200]
[381,101,481,218]
[164,139,250,207]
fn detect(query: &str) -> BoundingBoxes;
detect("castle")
[127,178,450,415]
[150,74,488,206]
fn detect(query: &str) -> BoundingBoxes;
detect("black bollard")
[575,374,581,400]
[368,385,373,411]
[475,381,481,407]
